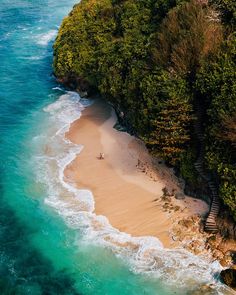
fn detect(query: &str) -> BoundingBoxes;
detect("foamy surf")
[33,91,232,294]
[37,29,57,46]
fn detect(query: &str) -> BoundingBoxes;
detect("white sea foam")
[32,91,233,294]
[21,55,45,61]
[37,30,57,46]
[52,86,64,91]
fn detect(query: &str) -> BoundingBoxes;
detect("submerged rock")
[188,284,216,295]
[220,269,236,290]
[78,90,88,98]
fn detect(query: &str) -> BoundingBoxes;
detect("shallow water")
[0,1,234,294]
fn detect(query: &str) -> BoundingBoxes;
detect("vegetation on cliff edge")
[53,0,236,221]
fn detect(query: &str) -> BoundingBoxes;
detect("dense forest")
[53,0,236,222]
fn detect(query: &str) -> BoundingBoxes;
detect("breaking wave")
[32,91,233,294]
[37,30,57,46]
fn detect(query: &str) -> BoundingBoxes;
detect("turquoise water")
[0,1,234,294]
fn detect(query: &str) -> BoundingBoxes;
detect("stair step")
[197,169,204,174]
[209,186,216,190]
[209,209,217,213]
[209,210,217,214]
[207,221,216,225]
[205,221,217,225]
[211,193,218,197]
[211,196,218,199]
[206,223,217,227]
[212,211,219,218]
[205,227,218,231]
[210,207,218,211]
[208,218,217,222]
[209,216,218,220]
[202,171,206,177]
[195,166,203,171]
[205,229,218,233]
[205,223,217,227]
[205,224,217,229]
[209,211,218,215]
[209,188,216,192]
[208,215,218,219]
[205,225,218,229]
[203,176,211,181]
[206,218,216,223]
[210,189,217,193]
[212,201,220,206]
[211,204,219,208]
[211,205,220,212]
[210,213,218,217]
[194,163,202,167]
[211,202,219,206]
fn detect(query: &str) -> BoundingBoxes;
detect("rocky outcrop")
[217,210,236,239]
[55,75,95,96]
[108,103,136,135]
[220,269,236,290]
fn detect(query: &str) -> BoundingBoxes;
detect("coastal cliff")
[53,0,236,236]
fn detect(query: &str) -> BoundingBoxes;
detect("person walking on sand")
[99,152,105,159]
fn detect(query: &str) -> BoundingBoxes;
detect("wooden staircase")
[194,108,220,233]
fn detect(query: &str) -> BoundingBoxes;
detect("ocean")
[0,1,234,294]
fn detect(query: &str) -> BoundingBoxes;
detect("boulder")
[175,192,185,200]
[162,186,172,196]
[220,269,236,290]
[220,255,232,267]
[78,90,88,98]
[188,284,216,295]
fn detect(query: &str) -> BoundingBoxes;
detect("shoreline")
[64,98,208,248]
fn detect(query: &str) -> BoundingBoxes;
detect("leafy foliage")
[54,0,236,219]
[209,0,236,28]
[143,74,193,164]
[196,34,236,219]
[152,0,223,77]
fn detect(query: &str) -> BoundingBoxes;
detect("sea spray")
[33,90,232,294]
[37,30,58,46]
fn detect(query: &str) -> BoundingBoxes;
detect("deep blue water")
[0,1,233,294]
[0,1,82,293]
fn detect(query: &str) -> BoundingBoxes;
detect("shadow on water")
[0,173,81,295]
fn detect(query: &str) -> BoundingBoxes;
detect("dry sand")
[64,99,208,248]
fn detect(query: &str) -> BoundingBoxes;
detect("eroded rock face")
[217,210,236,240]
[220,269,236,290]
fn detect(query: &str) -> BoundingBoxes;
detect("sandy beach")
[64,99,208,248]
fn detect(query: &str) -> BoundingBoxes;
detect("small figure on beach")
[99,152,105,160]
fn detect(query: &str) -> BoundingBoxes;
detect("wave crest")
[32,91,230,294]
[37,30,57,46]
